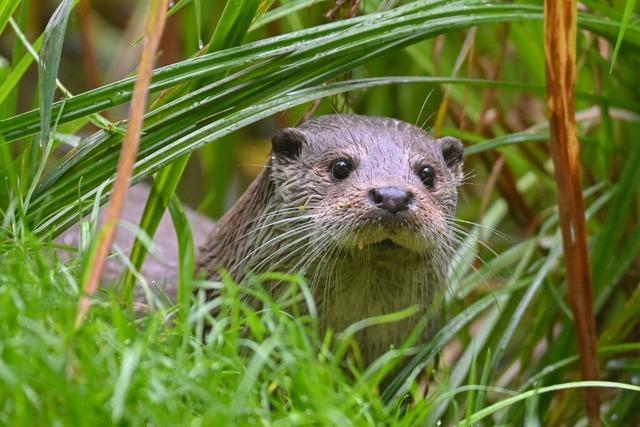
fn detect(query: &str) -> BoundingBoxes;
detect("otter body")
[197,115,463,361]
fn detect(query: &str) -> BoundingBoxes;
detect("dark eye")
[418,165,436,188]
[331,158,353,180]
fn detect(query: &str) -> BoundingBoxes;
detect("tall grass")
[0,0,639,425]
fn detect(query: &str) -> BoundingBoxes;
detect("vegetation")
[0,0,639,425]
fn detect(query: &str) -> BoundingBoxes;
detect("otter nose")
[368,187,414,213]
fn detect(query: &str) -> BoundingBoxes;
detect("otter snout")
[367,187,415,214]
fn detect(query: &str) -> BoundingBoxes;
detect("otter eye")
[331,158,353,180]
[418,165,436,188]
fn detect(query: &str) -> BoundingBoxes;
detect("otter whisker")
[237,206,315,229]
[248,225,327,273]
[230,223,318,275]
[228,213,318,245]
[448,225,501,264]
[449,216,510,242]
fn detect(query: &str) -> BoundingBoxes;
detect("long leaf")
[37,0,73,149]
[1,2,637,142]
[458,381,640,426]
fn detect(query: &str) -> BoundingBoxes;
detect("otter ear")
[272,128,306,160]
[438,136,464,168]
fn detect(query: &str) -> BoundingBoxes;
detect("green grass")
[1,245,396,425]
[2,227,636,426]
[1,0,640,425]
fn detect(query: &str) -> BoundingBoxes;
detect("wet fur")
[197,115,463,362]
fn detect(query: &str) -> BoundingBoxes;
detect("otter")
[197,114,464,362]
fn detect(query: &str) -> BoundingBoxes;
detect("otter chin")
[197,114,464,363]
[345,232,425,253]
[372,238,400,249]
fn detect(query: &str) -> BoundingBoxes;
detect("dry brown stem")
[544,0,600,424]
[75,0,169,329]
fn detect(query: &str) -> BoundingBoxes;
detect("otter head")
[198,114,466,360]
[269,115,463,265]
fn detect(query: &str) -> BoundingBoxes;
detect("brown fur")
[197,114,464,362]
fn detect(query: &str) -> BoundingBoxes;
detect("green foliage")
[0,0,639,425]
[0,247,405,425]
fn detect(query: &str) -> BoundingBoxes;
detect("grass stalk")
[543,0,600,424]
[121,0,260,300]
[75,0,169,327]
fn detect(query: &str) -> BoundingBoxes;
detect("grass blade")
[121,156,188,302]
[382,291,504,403]
[37,0,73,149]
[167,193,195,324]
[0,0,19,35]
[208,0,259,52]
[458,381,640,426]
[609,0,637,72]
[249,0,329,31]
[592,132,640,303]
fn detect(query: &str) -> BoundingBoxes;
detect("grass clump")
[0,241,427,425]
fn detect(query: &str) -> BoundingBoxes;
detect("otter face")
[270,115,463,260]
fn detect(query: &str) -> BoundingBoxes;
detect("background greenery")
[0,0,639,425]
